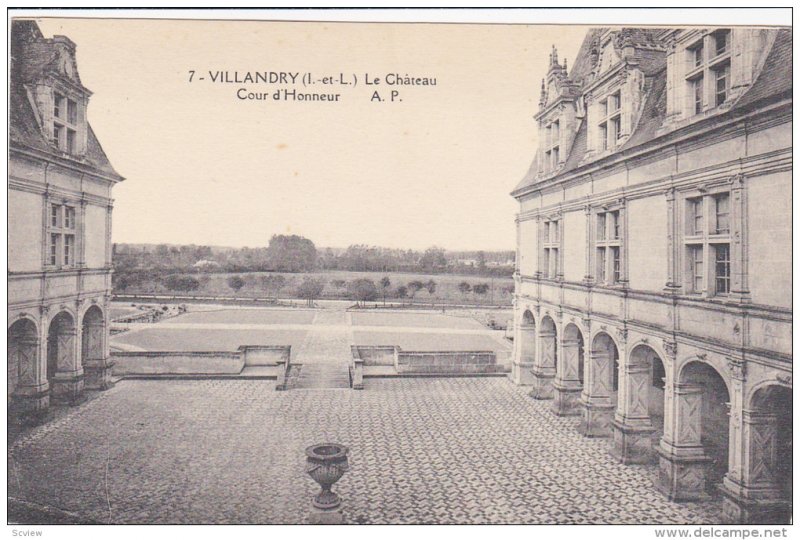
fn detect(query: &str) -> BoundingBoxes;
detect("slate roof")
[736,28,792,109]
[513,27,791,196]
[9,20,122,181]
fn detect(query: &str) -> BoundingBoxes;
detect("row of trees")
[114,270,511,306]
[114,237,514,278]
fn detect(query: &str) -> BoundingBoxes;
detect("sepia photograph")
[5,7,793,533]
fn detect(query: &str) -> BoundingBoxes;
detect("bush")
[227,275,245,292]
[296,277,325,306]
[348,278,378,306]
[164,274,200,292]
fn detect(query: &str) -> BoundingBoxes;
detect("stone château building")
[510,27,791,524]
[8,21,124,422]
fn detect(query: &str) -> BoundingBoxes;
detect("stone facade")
[511,27,791,524]
[8,21,124,423]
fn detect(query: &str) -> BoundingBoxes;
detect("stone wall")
[113,351,244,376]
[240,345,291,366]
[352,345,397,366]
[112,345,291,378]
[396,351,507,375]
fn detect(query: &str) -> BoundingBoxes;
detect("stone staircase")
[291,310,353,390]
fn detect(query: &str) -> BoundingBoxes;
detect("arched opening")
[8,319,38,406]
[520,310,536,365]
[579,331,619,437]
[553,323,584,416]
[679,361,730,496]
[612,344,667,463]
[81,305,105,370]
[740,384,792,523]
[47,312,76,391]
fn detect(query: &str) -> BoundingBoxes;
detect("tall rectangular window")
[64,235,74,266]
[611,247,621,284]
[54,93,65,119]
[610,117,621,141]
[551,249,559,278]
[600,123,608,150]
[51,204,61,227]
[692,44,704,67]
[688,197,703,235]
[714,194,730,234]
[64,206,76,229]
[53,125,62,147]
[694,77,704,115]
[690,246,704,293]
[543,249,550,277]
[67,99,78,124]
[684,29,732,117]
[597,248,606,282]
[611,211,620,239]
[66,129,76,153]
[552,146,559,167]
[597,214,606,240]
[714,30,730,56]
[47,204,78,267]
[49,234,59,266]
[610,92,620,112]
[714,65,729,106]
[714,244,730,294]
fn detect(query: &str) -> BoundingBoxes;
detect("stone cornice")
[512,98,791,200]
[10,143,124,184]
[516,147,790,220]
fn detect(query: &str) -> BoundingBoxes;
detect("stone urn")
[305,443,350,510]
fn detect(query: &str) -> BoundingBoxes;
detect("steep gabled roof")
[513,27,791,197]
[9,20,122,181]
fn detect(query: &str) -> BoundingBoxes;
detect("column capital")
[726,357,747,382]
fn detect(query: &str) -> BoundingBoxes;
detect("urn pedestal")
[305,443,349,525]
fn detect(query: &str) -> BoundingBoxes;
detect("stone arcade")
[8,21,124,423]
[510,28,791,524]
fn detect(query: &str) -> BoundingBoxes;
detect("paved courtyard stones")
[8,378,722,524]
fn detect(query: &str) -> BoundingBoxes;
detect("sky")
[36,17,586,251]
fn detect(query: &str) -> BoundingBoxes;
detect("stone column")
[611,358,656,464]
[729,174,750,302]
[529,327,556,400]
[552,336,583,416]
[655,381,712,501]
[9,323,50,425]
[512,321,536,386]
[82,316,114,390]
[578,349,615,437]
[50,324,85,405]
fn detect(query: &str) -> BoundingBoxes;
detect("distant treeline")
[113,235,515,277]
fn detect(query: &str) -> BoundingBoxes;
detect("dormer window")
[52,91,79,154]
[598,90,622,151]
[712,29,730,57]
[690,42,704,68]
[542,118,561,173]
[683,29,732,117]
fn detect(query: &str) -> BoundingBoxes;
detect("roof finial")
[563,57,568,71]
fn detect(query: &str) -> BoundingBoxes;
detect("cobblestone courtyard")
[8,378,722,524]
